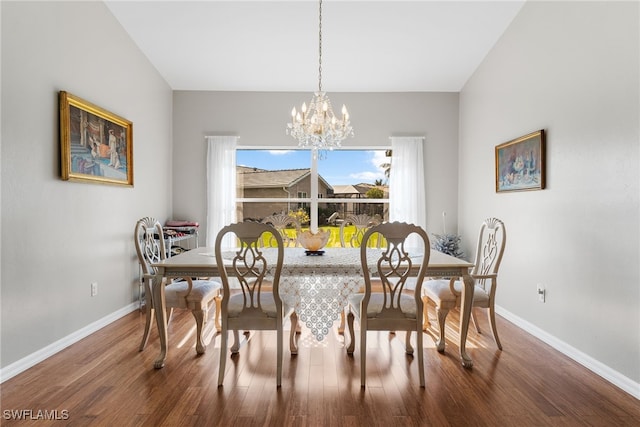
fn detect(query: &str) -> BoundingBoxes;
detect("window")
[297,192,308,209]
[236,149,390,232]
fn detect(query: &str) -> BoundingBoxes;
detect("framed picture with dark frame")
[59,91,133,186]
[495,129,545,193]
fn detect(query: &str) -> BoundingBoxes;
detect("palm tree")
[381,149,392,183]
[380,162,391,183]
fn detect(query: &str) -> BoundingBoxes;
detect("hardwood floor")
[2,304,639,426]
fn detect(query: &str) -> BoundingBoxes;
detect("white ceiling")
[105,0,526,92]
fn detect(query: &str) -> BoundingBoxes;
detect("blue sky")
[237,149,389,186]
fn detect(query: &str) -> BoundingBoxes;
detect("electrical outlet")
[91,282,98,297]
[536,284,545,303]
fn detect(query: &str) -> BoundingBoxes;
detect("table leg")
[152,274,169,369]
[458,273,474,368]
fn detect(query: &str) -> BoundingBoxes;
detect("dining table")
[149,246,475,369]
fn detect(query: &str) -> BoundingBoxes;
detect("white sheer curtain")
[389,136,427,243]
[206,136,238,247]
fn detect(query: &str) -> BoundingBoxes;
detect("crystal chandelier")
[287,0,353,150]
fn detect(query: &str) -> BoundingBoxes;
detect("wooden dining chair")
[422,217,507,351]
[134,217,221,354]
[337,213,382,333]
[339,213,381,248]
[346,221,430,388]
[261,213,301,247]
[215,222,298,388]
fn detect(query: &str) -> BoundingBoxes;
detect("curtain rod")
[388,136,425,140]
[205,135,240,138]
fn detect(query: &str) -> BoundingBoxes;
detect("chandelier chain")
[318,0,323,93]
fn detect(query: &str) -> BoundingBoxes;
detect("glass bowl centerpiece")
[298,229,330,253]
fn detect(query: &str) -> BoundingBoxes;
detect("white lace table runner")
[279,248,366,340]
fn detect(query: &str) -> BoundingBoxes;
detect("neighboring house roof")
[239,168,333,190]
[333,183,389,197]
[332,184,361,195]
[237,165,267,174]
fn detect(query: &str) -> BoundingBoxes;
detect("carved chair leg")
[202,301,209,325]
[214,295,222,332]
[422,296,431,331]
[231,330,241,354]
[360,322,367,388]
[416,326,425,388]
[471,308,481,334]
[338,310,346,335]
[346,311,356,355]
[166,307,174,323]
[296,322,302,334]
[192,309,206,354]
[218,328,228,387]
[436,306,449,353]
[289,311,299,355]
[139,306,154,351]
[405,331,414,355]
[488,305,503,350]
[277,322,283,388]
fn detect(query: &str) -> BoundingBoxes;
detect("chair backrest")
[340,214,381,248]
[471,218,506,289]
[261,213,301,247]
[215,222,284,317]
[134,217,167,276]
[360,222,430,318]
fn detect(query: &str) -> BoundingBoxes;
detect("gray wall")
[172,91,460,244]
[459,1,639,385]
[1,1,173,368]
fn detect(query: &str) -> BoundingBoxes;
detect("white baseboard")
[0,303,139,384]
[496,306,640,400]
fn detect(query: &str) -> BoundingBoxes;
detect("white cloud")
[350,171,384,181]
[268,150,294,155]
[370,150,388,169]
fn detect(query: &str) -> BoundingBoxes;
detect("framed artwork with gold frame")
[495,129,545,193]
[59,91,133,186]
